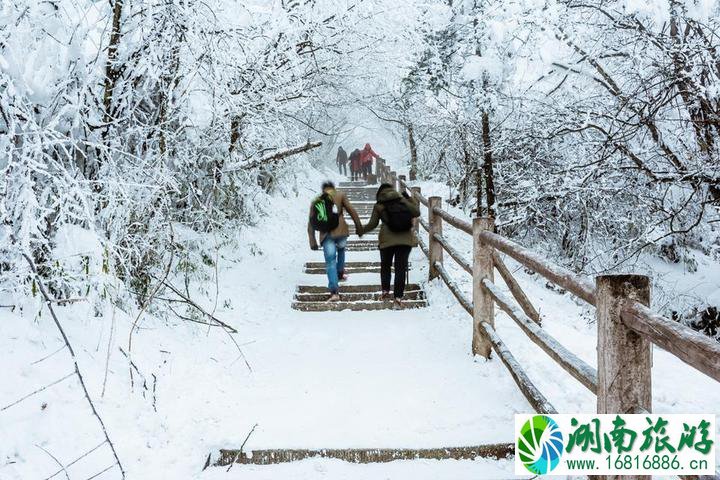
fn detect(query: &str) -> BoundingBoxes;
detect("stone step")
[291,299,428,312]
[305,261,383,269]
[331,240,378,251]
[347,239,378,245]
[346,244,378,251]
[296,284,422,293]
[215,443,513,466]
[339,182,367,187]
[304,266,407,274]
[344,190,376,193]
[305,266,384,274]
[294,290,425,302]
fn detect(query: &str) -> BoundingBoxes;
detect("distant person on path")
[360,143,380,180]
[336,146,348,176]
[359,183,420,309]
[349,148,362,181]
[308,181,363,301]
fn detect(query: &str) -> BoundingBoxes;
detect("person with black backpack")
[349,149,362,181]
[358,183,420,309]
[308,181,363,301]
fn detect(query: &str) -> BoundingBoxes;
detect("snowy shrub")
[374,0,720,277]
[0,0,379,311]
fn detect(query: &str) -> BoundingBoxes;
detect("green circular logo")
[518,415,564,474]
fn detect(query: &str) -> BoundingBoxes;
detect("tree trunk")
[481,110,496,219]
[407,123,418,180]
[103,0,124,128]
[468,131,482,216]
[229,116,243,154]
[158,11,184,157]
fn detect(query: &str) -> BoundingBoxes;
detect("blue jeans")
[322,236,347,293]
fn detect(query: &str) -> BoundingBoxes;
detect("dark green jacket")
[361,188,421,249]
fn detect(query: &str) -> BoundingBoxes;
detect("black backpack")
[310,193,340,233]
[381,198,413,232]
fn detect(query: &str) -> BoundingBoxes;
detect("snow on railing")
[387,166,720,419]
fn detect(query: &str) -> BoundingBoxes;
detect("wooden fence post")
[410,186,421,240]
[375,158,382,178]
[390,171,397,190]
[398,175,407,194]
[428,196,443,281]
[596,275,652,417]
[367,173,377,184]
[472,217,495,358]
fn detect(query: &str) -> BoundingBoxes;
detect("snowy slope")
[2,169,719,480]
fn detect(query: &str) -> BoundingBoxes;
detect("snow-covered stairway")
[292,180,429,312]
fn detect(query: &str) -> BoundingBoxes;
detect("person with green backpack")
[358,183,420,309]
[307,181,363,301]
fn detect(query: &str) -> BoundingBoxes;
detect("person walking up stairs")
[336,146,348,176]
[307,181,363,301]
[294,176,429,312]
[358,183,420,309]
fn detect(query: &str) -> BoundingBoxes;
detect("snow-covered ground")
[2,168,719,479]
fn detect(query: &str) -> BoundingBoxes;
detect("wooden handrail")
[432,207,472,235]
[417,232,430,258]
[398,177,408,190]
[432,232,541,326]
[433,233,472,274]
[493,253,541,325]
[434,262,556,415]
[434,262,473,315]
[477,321,558,415]
[621,300,720,382]
[477,231,596,306]
[392,168,720,418]
[482,279,598,393]
[414,190,429,207]
[679,472,720,480]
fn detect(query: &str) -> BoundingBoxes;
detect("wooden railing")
[372,157,396,187]
[364,166,720,425]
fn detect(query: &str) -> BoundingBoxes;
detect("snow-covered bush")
[0,0,384,309]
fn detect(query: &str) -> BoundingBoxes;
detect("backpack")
[381,198,413,232]
[311,193,340,233]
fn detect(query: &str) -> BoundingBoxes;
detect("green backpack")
[311,192,340,233]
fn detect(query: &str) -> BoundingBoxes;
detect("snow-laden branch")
[224,141,323,173]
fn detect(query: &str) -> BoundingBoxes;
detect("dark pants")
[338,162,347,175]
[380,245,412,298]
[351,166,359,181]
[362,163,371,179]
